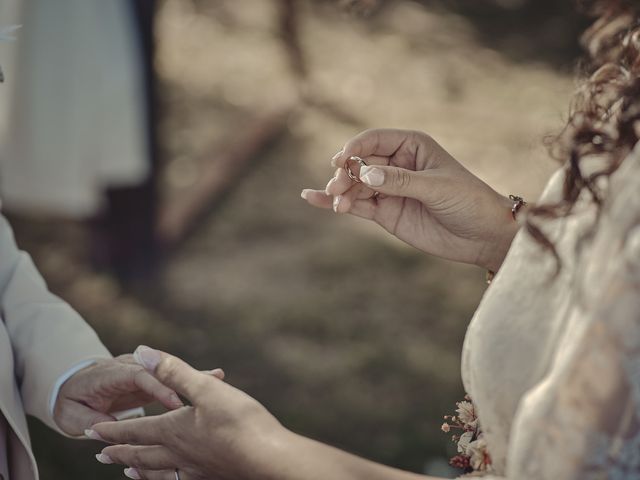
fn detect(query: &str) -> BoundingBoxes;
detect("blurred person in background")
[91,0,640,479]
[0,0,158,279]
[0,17,187,480]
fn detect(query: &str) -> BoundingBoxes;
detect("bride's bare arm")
[264,431,435,480]
[90,347,442,480]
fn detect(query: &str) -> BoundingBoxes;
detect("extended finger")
[133,346,212,403]
[301,189,332,209]
[90,413,172,445]
[333,129,413,167]
[99,445,178,470]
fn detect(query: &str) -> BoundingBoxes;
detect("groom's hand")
[54,354,184,436]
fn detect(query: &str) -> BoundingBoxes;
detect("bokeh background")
[0,0,589,478]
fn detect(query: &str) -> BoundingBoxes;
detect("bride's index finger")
[332,129,414,167]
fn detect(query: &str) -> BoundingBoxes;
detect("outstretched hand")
[89,346,285,480]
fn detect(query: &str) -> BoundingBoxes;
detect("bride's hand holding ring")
[302,129,523,272]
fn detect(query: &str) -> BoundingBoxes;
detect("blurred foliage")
[324,0,590,67]
[417,0,589,67]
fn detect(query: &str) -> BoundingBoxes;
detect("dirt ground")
[12,1,577,478]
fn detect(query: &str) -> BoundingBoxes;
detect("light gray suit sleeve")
[0,214,111,433]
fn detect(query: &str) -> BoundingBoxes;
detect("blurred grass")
[12,0,582,478]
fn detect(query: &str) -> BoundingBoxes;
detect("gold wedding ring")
[344,156,368,183]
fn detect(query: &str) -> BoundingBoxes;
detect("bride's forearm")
[257,429,442,480]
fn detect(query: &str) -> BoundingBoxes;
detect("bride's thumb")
[359,165,427,201]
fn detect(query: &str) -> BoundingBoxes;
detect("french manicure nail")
[85,429,104,441]
[325,177,337,194]
[300,189,310,200]
[95,453,113,464]
[360,166,385,187]
[133,345,162,372]
[124,468,142,479]
[331,150,344,167]
[333,195,342,213]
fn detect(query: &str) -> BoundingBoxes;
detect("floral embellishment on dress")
[442,395,493,475]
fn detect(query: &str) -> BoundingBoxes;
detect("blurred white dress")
[461,142,640,479]
[0,0,149,218]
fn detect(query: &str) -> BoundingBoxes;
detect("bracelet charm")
[486,194,527,285]
[509,194,527,221]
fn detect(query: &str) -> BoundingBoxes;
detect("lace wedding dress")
[460,142,640,479]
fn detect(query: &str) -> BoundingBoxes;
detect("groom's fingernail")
[85,429,104,441]
[95,453,113,464]
[133,345,162,372]
[360,166,385,187]
[124,468,142,479]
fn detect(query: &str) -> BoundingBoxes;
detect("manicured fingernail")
[333,195,342,213]
[169,393,184,408]
[300,189,310,200]
[95,453,113,464]
[331,149,344,167]
[325,177,337,194]
[85,429,104,441]
[133,345,161,372]
[124,468,142,479]
[360,166,385,187]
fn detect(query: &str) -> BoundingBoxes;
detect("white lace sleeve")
[480,199,640,478]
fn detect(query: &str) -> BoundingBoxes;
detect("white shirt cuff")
[49,359,96,416]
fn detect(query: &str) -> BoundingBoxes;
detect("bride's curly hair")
[528,0,640,264]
